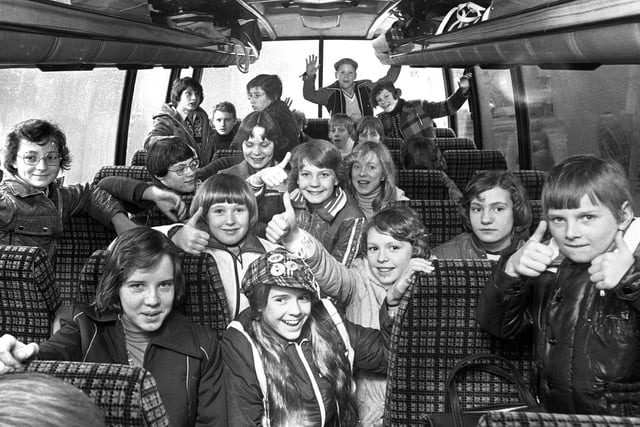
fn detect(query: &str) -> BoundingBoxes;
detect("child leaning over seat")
[476,155,640,416]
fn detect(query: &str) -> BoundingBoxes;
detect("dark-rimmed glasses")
[19,151,61,166]
[168,159,199,176]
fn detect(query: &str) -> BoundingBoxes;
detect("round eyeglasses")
[168,159,199,176]
[19,151,61,166]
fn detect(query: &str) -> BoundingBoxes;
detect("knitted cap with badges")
[241,248,320,298]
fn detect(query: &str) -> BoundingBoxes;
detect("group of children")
[0,62,638,425]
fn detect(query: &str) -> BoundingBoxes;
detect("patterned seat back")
[57,213,116,306]
[434,127,456,138]
[479,411,640,426]
[390,200,462,248]
[397,170,454,200]
[130,193,195,227]
[0,245,59,342]
[78,250,230,338]
[435,137,477,152]
[472,169,548,201]
[92,165,152,185]
[305,118,329,140]
[388,149,403,170]
[131,149,147,166]
[443,150,507,190]
[212,149,243,160]
[13,360,170,427]
[383,137,404,151]
[384,259,535,426]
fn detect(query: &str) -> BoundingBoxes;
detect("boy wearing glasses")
[1,119,136,262]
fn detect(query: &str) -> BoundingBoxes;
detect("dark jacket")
[145,103,216,164]
[378,88,468,140]
[222,300,392,427]
[476,253,640,416]
[290,187,365,268]
[39,305,227,427]
[432,232,523,260]
[263,100,299,162]
[0,177,125,262]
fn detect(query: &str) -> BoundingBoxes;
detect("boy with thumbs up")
[477,155,640,416]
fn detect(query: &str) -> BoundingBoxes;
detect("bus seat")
[443,150,507,190]
[305,118,329,140]
[92,165,152,185]
[435,137,477,152]
[388,149,402,170]
[397,169,458,200]
[11,360,170,427]
[383,137,404,151]
[390,200,462,248]
[473,170,547,201]
[78,250,230,338]
[131,149,147,166]
[130,193,195,227]
[434,127,456,138]
[384,259,534,425]
[479,411,640,426]
[212,149,243,160]
[57,213,117,306]
[0,245,59,343]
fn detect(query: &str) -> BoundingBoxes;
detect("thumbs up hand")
[170,207,210,255]
[266,191,298,245]
[248,152,291,189]
[588,230,635,290]
[505,220,555,278]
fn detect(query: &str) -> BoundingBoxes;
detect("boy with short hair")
[477,155,640,416]
[211,101,239,150]
[328,113,356,158]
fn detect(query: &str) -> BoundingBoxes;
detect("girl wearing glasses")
[0,119,136,263]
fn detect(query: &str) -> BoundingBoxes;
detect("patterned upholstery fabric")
[212,149,243,160]
[397,170,455,200]
[435,137,477,152]
[384,259,535,426]
[305,118,329,140]
[434,127,456,138]
[57,213,117,306]
[390,200,463,248]
[473,170,548,201]
[131,193,195,227]
[13,360,170,427]
[443,150,508,190]
[77,250,230,338]
[383,137,404,151]
[131,149,147,166]
[0,245,59,343]
[478,410,640,426]
[92,165,152,185]
[389,149,403,170]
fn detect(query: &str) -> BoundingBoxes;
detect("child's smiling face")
[297,159,338,205]
[547,195,630,263]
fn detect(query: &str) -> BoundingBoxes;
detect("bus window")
[0,68,124,184]
[474,68,518,169]
[200,40,319,120]
[127,68,173,163]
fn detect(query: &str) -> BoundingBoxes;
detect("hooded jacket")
[476,249,640,416]
[38,304,227,427]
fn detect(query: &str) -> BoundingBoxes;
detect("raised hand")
[171,207,210,255]
[505,220,555,278]
[305,54,319,76]
[589,230,635,290]
[386,258,434,305]
[459,72,472,93]
[0,334,38,374]
[283,97,293,109]
[266,191,298,245]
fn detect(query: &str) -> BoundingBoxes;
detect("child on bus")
[246,74,298,161]
[355,116,385,144]
[171,174,280,319]
[0,227,227,427]
[476,155,640,416]
[1,119,136,263]
[145,77,216,164]
[328,113,356,158]
[266,204,432,425]
[287,139,365,267]
[222,247,406,427]
[371,73,471,140]
[346,141,408,219]
[432,170,532,260]
[211,101,239,150]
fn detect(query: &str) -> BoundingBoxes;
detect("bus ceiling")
[1,0,640,69]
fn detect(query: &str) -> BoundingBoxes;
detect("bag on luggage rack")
[425,353,539,427]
